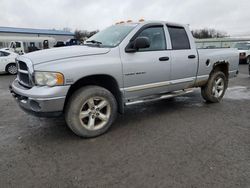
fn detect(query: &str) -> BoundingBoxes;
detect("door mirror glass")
[125,37,151,53]
[134,37,150,49]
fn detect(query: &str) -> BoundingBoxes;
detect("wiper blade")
[85,40,102,45]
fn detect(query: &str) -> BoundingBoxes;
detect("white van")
[0,36,56,54]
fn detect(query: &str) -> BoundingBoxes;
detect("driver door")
[120,25,172,101]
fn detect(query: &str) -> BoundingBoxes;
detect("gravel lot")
[0,65,249,188]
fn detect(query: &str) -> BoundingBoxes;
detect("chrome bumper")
[10,79,70,117]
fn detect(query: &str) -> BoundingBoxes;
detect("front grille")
[18,61,28,70]
[19,72,30,85]
[17,60,33,88]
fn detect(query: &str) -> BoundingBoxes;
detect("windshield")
[234,43,250,50]
[85,24,137,48]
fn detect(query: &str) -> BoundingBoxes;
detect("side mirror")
[125,37,150,53]
[134,37,150,49]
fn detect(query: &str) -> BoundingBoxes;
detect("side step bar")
[125,89,193,106]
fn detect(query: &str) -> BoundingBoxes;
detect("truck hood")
[22,46,110,65]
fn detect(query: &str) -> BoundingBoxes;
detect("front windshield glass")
[234,43,250,50]
[85,24,137,48]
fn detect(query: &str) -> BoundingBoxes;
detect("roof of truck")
[116,20,187,27]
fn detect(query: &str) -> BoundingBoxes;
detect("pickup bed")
[10,20,239,137]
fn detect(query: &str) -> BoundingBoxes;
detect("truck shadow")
[20,91,208,143]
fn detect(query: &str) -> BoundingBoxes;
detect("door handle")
[159,57,169,61]
[188,55,196,59]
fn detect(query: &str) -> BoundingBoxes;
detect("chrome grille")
[18,61,28,70]
[17,60,33,88]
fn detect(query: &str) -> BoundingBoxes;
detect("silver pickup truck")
[10,21,239,137]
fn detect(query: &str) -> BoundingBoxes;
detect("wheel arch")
[5,62,16,72]
[64,74,124,114]
[210,61,229,79]
[196,61,229,87]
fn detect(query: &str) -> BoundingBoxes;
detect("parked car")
[0,49,18,74]
[234,42,250,64]
[65,39,81,46]
[54,41,65,47]
[10,20,239,137]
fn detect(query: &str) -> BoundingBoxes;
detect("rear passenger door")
[167,25,198,90]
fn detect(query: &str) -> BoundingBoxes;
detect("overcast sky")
[1,0,250,36]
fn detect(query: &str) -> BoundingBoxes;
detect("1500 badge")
[124,71,146,76]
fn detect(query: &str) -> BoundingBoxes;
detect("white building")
[0,26,74,42]
[195,37,250,49]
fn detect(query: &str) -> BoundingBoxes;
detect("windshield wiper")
[85,40,102,45]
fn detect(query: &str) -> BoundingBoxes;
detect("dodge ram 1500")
[10,21,239,137]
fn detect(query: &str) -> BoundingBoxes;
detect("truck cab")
[9,41,25,54]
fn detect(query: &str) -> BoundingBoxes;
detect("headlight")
[34,72,64,86]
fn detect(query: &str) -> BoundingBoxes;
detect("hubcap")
[79,97,111,131]
[8,65,17,74]
[212,77,224,98]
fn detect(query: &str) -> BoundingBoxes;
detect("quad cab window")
[168,26,190,50]
[136,26,166,51]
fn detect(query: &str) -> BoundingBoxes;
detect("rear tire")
[6,63,17,75]
[65,86,117,138]
[201,71,228,103]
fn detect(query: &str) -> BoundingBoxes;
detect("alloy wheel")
[212,77,224,98]
[79,97,111,131]
[8,65,17,74]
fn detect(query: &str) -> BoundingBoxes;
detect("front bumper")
[10,79,70,117]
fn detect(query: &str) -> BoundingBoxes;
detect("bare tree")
[88,30,99,38]
[74,30,99,42]
[191,28,228,39]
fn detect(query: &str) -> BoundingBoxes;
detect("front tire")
[201,71,228,103]
[65,86,117,138]
[6,63,17,75]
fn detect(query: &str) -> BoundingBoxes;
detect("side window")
[137,26,166,51]
[43,40,49,49]
[168,26,190,50]
[3,52,10,56]
[0,51,9,56]
[30,42,35,47]
[16,42,21,48]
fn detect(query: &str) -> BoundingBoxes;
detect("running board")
[125,89,193,106]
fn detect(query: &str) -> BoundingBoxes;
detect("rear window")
[168,26,190,50]
[0,51,10,56]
